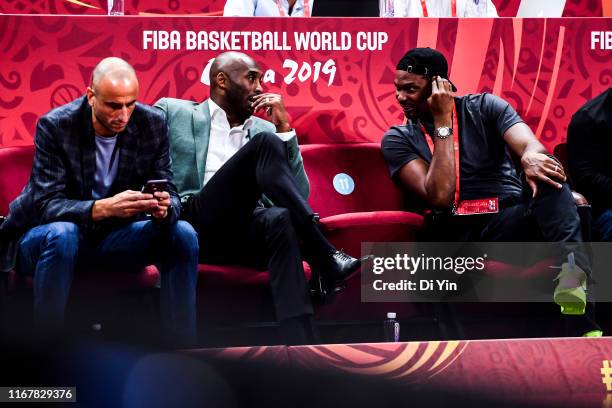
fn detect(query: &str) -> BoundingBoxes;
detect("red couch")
[0,144,432,333]
[0,146,293,326]
[2,142,589,342]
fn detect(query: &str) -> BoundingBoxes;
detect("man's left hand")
[150,191,171,219]
[521,151,566,197]
[251,93,292,133]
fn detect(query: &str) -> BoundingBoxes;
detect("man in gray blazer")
[156,51,361,344]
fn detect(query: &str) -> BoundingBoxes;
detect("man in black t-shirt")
[567,89,612,242]
[381,47,599,334]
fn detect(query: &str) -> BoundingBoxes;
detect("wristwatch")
[434,126,453,139]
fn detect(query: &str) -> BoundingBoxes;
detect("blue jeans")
[17,220,199,344]
[596,209,612,242]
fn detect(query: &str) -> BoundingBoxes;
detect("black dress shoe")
[309,251,369,302]
[329,250,363,283]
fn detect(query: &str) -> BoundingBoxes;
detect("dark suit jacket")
[0,96,181,272]
[568,88,612,217]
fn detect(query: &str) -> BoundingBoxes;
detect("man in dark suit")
[155,52,363,345]
[0,58,199,345]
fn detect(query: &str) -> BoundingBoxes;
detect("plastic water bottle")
[384,312,400,342]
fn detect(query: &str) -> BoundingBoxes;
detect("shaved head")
[90,57,137,92]
[209,51,257,86]
[208,52,263,126]
[87,57,139,136]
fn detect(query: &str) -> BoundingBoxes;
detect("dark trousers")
[17,220,199,345]
[427,183,587,267]
[182,132,323,322]
[596,209,612,241]
[426,182,600,335]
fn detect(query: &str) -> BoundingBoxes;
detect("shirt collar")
[208,98,254,133]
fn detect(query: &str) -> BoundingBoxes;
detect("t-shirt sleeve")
[481,93,524,136]
[381,127,420,180]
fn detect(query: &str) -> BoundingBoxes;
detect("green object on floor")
[583,330,603,337]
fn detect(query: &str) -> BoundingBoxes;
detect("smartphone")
[141,179,168,195]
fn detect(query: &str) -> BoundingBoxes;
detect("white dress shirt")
[392,0,498,17]
[223,0,314,16]
[203,99,296,186]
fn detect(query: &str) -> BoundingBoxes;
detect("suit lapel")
[192,101,211,188]
[80,101,96,199]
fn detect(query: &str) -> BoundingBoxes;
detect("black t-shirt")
[381,93,524,211]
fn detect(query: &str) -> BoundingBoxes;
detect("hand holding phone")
[141,179,168,195]
[142,179,171,220]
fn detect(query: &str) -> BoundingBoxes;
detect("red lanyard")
[420,104,460,210]
[277,0,311,17]
[420,0,457,17]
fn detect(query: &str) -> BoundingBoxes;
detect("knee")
[255,131,285,153]
[266,207,292,229]
[44,222,80,254]
[168,221,199,255]
[263,207,298,242]
[536,182,575,206]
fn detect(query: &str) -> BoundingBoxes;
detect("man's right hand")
[92,190,159,221]
[427,76,455,121]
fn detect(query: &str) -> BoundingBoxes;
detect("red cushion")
[0,146,34,215]
[300,143,406,218]
[321,211,424,230]
[483,259,557,279]
[9,266,160,293]
[195,263,312,323]
[319,211,424,256]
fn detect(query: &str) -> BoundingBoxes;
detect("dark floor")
[3,282,610,348]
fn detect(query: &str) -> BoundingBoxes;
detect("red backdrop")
[1,15,611,151]
[0,0,226,15]
[0,0,603,17]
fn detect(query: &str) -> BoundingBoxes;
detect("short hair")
[90,57,136,90]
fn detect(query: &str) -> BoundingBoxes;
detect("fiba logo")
[333,173,355,195]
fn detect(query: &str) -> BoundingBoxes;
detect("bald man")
[0,57,199,345]
[155,52,362,345]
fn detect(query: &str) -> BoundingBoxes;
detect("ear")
[215,72,228,90]
[86,86,95,107]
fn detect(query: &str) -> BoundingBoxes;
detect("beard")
[93,110,121,135]
[225,86,252,124]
